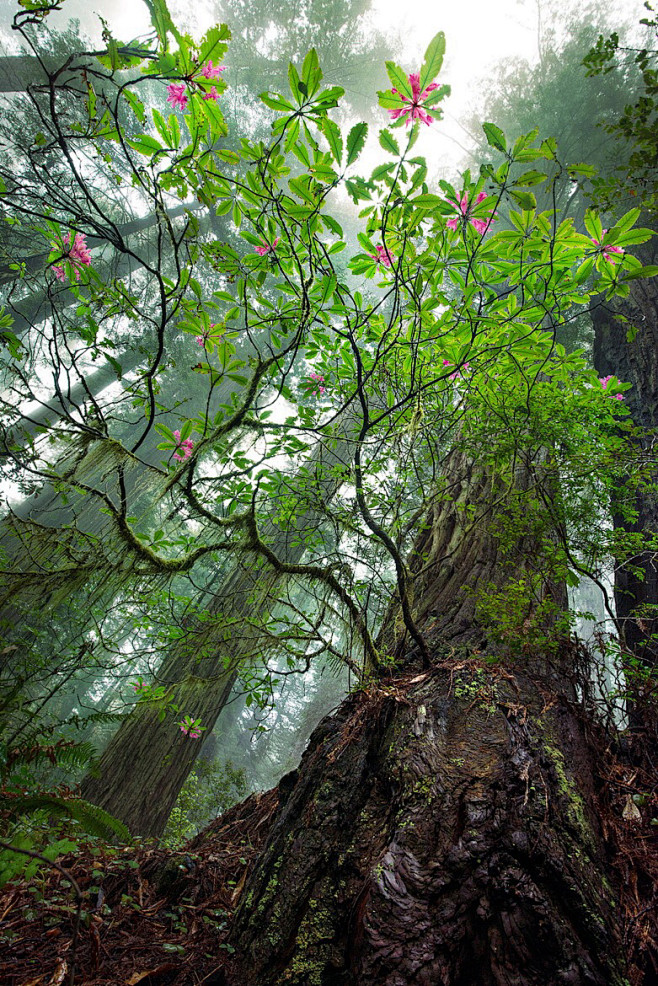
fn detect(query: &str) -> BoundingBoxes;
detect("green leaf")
[127,134,163,157]
[378,128,399,156]
[419,84,450,108]
[301,48,323,97]
[346,122,368,165]
[419,31,446,92]
[385,62,413,99]
[288,61,301,100]
[410,193,443,209]
[613,208,641,234]
[319,274,337,303]
[152,108,171,145]
[320,118,342,165]
[86,82,97,120]
[567,162,597,179]
[621,265,658,281]
[260,92,295,113]
[514,170,547,187]
[510,189,536,210]
[482,122,507,153]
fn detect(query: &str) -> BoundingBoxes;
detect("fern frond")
[3,738,98,778]
[0,794,131,843]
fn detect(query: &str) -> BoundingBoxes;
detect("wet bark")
[228,665,625,986]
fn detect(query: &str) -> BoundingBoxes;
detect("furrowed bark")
[229,665,625,986]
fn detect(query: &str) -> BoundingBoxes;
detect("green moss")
[285,896,336,985]
[256,855,283,915]
[543,742,594,851]
[411,775,433,801]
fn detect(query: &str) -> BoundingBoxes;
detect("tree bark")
[227,450,627,985]
[592,247,658,740]
[229,665,625,986]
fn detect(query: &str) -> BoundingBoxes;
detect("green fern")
[0,793,131,842]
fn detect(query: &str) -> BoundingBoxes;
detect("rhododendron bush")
[1,0,656,748]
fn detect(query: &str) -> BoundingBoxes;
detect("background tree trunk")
[79,428,355,837]
[592,248,658,740]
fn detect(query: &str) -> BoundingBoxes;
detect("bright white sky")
[6,0,645,176]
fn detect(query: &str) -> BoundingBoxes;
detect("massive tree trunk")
[227,450,628,985]
[79,428,354,837]
[228,665,625,986]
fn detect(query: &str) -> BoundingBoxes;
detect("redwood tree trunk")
[80,429,354,837]
[592,249,658,742]
[228,665,625,986]
[227,450,626,984]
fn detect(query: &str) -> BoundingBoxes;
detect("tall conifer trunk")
[80,429,354,837]
[228,451,627,985]
[592,249,658,739]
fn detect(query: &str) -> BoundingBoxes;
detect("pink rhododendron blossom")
[196,335,207,346]
[52,232,92,281]
[388,72,439,127]
[178,715,203,738]
[446,192,497,235]
[200,60,225,79]
[132,679,148,693]
[369,244,395,268]
[599,376,623,400]
[172,429,195,461]
[254,237,280,256]
[308,371,326,396]
[592,230,624,265]
[442,358,470,381]
[202,86,219,101]
[166,83,188,110]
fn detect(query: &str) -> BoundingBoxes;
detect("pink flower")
[200,60,225,79]
[178,715,203,738]
[172,429,194,462]
[599,375,623,400]
[254,237,280,256]
[202,86,219,101]
[592,230,624,265]
[442,358,470,381]
[52,232,92,281]
[388,72,439,127]
[196,336,206,346]
[446,192,497,235]
[369,243,395,269]
[167,83,188,110]
[132,679,148,693]
[308,371,326,396]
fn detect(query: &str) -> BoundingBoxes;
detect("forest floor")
[1,673,658,985]
[0,788,278,986]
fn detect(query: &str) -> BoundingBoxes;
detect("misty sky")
[0,0,648,174]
